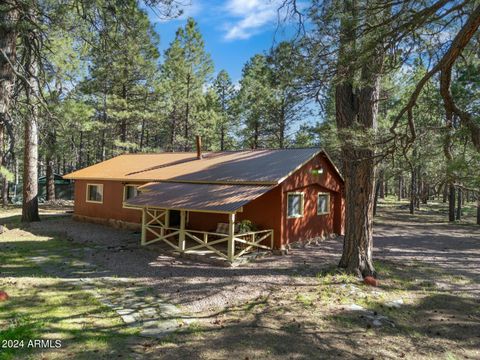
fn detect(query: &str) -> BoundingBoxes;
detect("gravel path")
[26,246,189,339]
[28,207,480,315]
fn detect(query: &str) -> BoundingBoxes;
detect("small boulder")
[0,291,9,301]
[363,276,379,287]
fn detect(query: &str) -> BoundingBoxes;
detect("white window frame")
[122,184,140,209]
[317,192,330,215]
[86,183,103,204]
[287,192,304,219]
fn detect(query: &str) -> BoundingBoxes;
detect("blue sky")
[147,0,298,82]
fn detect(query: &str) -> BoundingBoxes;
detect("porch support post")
[178,210,186,252]
[227,212,236,262]
[165,209,170,228]
[141,207,147,246]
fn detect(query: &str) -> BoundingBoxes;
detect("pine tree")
[212,70,237,150]
[237,55,272,149]
[161,18,213,151]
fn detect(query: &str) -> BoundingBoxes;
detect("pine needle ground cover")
[0,202,479,359]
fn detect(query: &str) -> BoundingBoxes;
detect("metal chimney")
[196,135,202,159]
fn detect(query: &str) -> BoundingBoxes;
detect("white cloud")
[223,0,281,41]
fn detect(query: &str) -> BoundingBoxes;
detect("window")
[287,192,304,218]
[123,184,140,208]
[123,185,139,201]
[86,184,103,203]
[317,193,330,215]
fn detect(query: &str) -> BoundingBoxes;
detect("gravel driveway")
[27,205,480,314]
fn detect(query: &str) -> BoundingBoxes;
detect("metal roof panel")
[125,182,273,213]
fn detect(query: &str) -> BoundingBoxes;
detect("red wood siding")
[280,153,345,247]
[71,152,345,249]
[73,180,144,223]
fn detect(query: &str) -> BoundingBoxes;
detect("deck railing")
[141,208,273,262]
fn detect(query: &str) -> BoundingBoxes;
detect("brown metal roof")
[64,148,322,185]
[125,182,273,213]
[63,153,198,180]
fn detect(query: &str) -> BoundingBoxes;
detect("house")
[63,146,345,262]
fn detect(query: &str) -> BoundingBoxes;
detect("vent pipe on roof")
[196,135,202,159]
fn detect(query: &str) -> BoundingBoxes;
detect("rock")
[121,314,137,324]
[372,319,383,327]
[385,299,403,308]
[346,304,365,311]
[363,276,379,287]
[0,291,9,301]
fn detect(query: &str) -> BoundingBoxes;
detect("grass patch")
[0,224,136,359]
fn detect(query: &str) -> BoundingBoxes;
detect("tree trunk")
[373,174,381,216]
[0,7,17,207]
[456,188,462,220]
[140,118,145,151]
[448,183,455,222]
[184,75,191,151]
[409,166,416,214]
[378,170,385,198]
[220,124,225,151]
[442,183,448,203]
[45,129,56,201]
[21,51,40,222]
[397,175,403,200]
[477,199,480,225]
[335,0,384,277]
[2,176,8,207]
[253,121,259,149]
[78,131,84,167]
[46,156,55,201]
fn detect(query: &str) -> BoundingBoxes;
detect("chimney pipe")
[196,135,202,159]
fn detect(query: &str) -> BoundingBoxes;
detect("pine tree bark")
[373,176,381,216]
[46,156,55,201]
[409,167,416,215]
[2,176,8,207]
[448,184,455,222]
[21,37,40,222]
[378,170,385,198]
[397,175,403,200]
[477,198,480,225]
[456,188,462,220]
[0,6,17,207]
[45,129,56,201]
[336,0,384,277]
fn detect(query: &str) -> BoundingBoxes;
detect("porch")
[140,208,274,263]
[126,181,276,263]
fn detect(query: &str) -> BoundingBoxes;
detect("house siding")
[281,152,345,247]
[73,180,144,224]
[71,152,345,249]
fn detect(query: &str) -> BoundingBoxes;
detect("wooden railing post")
[165,209,170,228]
[227,213,236,262]
[141,207,147,246]
[178,210,186,252]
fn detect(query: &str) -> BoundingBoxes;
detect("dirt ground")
[2,201,480,359]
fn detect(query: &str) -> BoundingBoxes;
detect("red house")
[64,148,345,262]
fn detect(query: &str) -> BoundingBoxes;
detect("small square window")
[287,193,304,218]
[86,184,103,203]
[123,184,140,208]
[317,193,330,215]
[123,185,139,201]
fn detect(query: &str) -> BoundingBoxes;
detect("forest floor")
[0,199,479,359]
